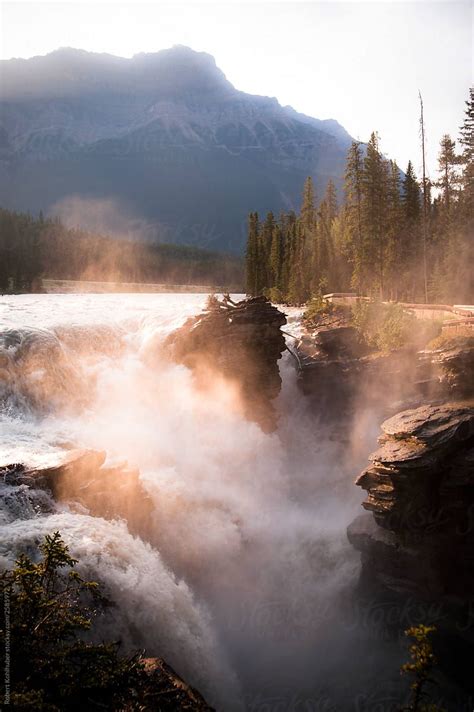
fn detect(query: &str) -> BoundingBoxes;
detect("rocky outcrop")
[297,328,474,418]
[166,295,287,431]
[2,450,153,536]
[296,324,422,417]
[424,336,474,397]
[128,658,214,711]
[348,403,474,596]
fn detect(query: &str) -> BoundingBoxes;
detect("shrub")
[351,301,441,352]
[264,286,285,304]
[302,297,350,328]
[0,532,146,711]
[400,625,445,712]
[426,328,474,351]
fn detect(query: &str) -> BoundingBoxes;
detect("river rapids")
[0,293,407,711]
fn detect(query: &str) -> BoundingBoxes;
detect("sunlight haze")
[1,0,472,178]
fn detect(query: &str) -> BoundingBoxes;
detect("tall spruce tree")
[301,176,316,232]
[362,132,390,297]
[386,160,403,299]
[245,211,260,295]
[344,140,364,292]
[459,88,474,219]
[244,90,473,306]
[436,134,458,214]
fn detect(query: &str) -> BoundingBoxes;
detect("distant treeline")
[0,210,244,292]
[246,89,473,305]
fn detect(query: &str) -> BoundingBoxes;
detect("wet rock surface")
[165,295,287,431]
[125,658,214,711]
[424,336,474,397]
[349,403,474,597]
[1,450,153,536]
[0,453,216,709]
[296,326,423,417]
[297,322,474,422]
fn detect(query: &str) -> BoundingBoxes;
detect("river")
[0,293,404,711]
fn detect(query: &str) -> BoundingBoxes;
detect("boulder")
[430,338,474,396]
[349,402,474,596]
[165,295,287,431]
[129,658,214,711]
[2,450,153,536]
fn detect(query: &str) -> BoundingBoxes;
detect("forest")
[246,89,473,305]
[0,210,244,293]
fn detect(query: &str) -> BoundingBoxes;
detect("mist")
[0,294,416,710]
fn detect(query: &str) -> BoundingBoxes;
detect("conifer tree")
[270,223,283,291]
[301,176,316,232]
[344,141,364,292]
[436,134,458,214]
[401,161,422,299]
[458,88,474,219]
[386,160,403,298]
[362,132,390,297]
[260,212,275,290]
[245,211,260,295]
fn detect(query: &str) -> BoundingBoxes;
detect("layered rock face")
[165,295,287,431]
[348,403,474,596]
[2,450,153,536]
[296,323,427,419]
[422,335,474,397]
[297,325,474,421]
[126,658,214,711]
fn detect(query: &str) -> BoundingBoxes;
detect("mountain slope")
[0,46,353,252]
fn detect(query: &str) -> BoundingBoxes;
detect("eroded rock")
[349,403,474,596]
[130,658,214,711]
[165,295,287,431]
[1,450,153,536]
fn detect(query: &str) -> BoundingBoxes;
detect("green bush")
[264,286,285,304]
[400,625,445,712]
[302,297,349,327]
[351,301,441,352]
[0,532,146,711]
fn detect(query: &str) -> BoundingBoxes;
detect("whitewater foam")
[0,293,374,709]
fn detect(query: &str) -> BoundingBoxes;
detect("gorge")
[1,292,473,710]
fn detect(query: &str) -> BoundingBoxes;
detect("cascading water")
[0,293,404,711]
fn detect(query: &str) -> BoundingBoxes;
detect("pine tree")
[386,161,403,299]
[401,161,422,299]
[459,87,474,219]
[301,176,316,233]
[245,211,260,295]
[436,134,458,214]
[270,223,283,291]
[344,141,364,293]
[362,132,390,297]
[259,211,275,290]
[402,161,420,222]
[316,180,338,292]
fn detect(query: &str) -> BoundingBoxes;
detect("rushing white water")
[0,293,390,710]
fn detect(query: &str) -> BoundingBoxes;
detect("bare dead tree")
[419,90,429,303]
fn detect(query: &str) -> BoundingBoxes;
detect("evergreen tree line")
[246,89,473,305]
[0,210,244,293]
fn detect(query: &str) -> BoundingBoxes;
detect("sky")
[0,0,472,177]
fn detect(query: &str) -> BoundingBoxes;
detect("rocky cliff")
[346,336,474,598]
[348,403,474,596]
[165,295,287,431]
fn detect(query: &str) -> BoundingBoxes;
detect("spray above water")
[0,293,387,710]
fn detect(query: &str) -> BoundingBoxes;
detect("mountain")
[0,46,353,253]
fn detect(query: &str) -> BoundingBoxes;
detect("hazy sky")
[0,0,472,177]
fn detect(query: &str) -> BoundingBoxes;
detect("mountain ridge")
[0,46,353,252]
